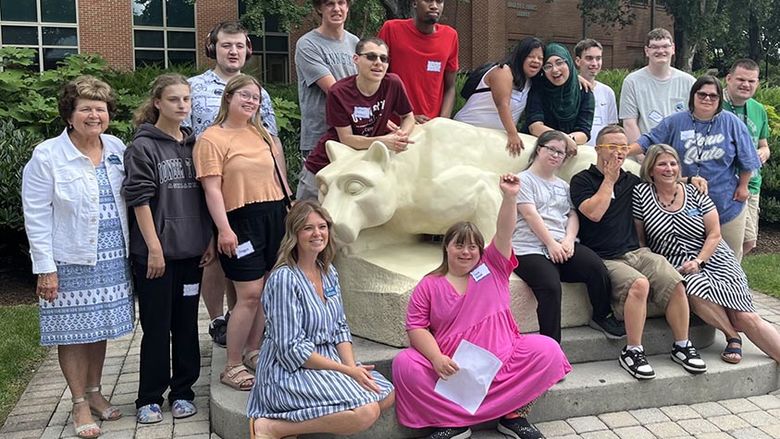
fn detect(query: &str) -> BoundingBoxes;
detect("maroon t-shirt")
[304,73,413,174]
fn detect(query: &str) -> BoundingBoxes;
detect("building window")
[238,2,289,84]
[0,0,78,71]
[132,0,196,68]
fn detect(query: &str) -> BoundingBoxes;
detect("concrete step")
[210,330,776,439]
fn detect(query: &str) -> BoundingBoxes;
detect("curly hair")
[58,75,117,126]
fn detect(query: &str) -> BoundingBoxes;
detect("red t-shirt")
[378,19,459,119]
[304,73,413,174]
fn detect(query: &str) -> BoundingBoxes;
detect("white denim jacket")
[22,129,130,274]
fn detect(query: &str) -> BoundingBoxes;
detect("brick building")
[0,0,671,82]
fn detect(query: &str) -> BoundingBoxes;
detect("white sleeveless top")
[454,65,531,130]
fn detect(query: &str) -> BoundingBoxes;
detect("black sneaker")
[209,315,227,348]
[426,427,471,439]
[671,343,707,374]
[619,346,655,380]
[589,313,627,339]
[497,417,545,439]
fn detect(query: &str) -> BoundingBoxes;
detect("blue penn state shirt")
[638,110,761,224]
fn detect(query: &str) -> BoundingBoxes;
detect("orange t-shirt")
[193,125,283,212]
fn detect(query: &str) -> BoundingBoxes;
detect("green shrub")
[0,120,42,233]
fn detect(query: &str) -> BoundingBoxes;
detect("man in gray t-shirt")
[295,0,359,157]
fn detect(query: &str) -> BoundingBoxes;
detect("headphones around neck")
[205,22,253,60]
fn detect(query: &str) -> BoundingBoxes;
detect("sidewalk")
[3,294,780,439]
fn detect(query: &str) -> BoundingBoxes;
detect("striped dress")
[246,264,393,422]
[632,182,754,312]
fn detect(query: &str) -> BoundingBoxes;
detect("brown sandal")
[243,349,261,371]
[221,364,254,391]
[85,386,122,421]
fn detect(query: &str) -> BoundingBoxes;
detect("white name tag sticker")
[649,110,663,123]
[353,106,371,119]
[427,60,442,72]
[183,283,199,297]
[470,263,491,282]
[236,241,255,259]
[593,115,603,125]
[680,130,695,141]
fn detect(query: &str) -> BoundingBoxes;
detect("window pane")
[248,35,263,53]
[265,15,281,33]
[43,47,76,70]
[265,54,288,83]
[2,26,38,45]
[134,30,164,48]
[41,0,76,23]
[0,0,36,22]
[265,36,288,52]
[238,0,247,16]
[42,27,77,46]
[135,49,165,67]
[166,0,194,27]
[168,50,195,66]
[133,0,162,26]
[167,31,194,48]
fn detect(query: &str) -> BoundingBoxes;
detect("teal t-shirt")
[723,98,770,194]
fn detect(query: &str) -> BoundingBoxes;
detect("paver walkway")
[4,293,780,438]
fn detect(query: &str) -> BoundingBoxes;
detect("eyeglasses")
[540,145,566,158]
[695,91,720,101]
[234,90,261,103]
[596,143,630,153]
[647,43,673,51]
[358,52,389,63]
[542,59,567,72]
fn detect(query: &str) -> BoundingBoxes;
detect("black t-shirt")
[570,165,640,259]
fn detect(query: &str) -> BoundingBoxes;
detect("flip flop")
[721,337,742,364]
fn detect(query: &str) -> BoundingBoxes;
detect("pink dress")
[393,242,572,428]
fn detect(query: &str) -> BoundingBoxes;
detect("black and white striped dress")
[633,183,754,312]
[246,264,393,422]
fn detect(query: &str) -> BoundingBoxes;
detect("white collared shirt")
[22,129,130,273]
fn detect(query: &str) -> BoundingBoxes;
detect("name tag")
[183,283,199,297]
[353,106,371,119]
[649,110,663,123]
[107,154,122,165]
[470,263,490,282]
[427,60,442,72]
[593,115,603,125]
[687,208,701,217]
[324,286,338,298]
[680,130,695,141]
[236,241,254,259]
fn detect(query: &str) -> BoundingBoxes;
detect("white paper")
[236,241,254,259]
[434,340,503,415]
[183,283,199,297]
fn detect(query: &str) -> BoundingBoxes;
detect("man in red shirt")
[378,0,459,123]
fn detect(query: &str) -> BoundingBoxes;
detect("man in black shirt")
[570,125,705,380]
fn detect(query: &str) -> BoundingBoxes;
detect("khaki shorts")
[721,204,748,262]
[603,247,683,318]
[744,193,760,243]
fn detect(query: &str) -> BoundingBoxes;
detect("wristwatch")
[694,258,706,268]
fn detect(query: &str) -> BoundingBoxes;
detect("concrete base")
[209,324,777,439]
[337,240,667,347]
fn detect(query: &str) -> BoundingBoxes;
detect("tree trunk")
[673,26,693,71]
[380,0,414,18]
[748,8,762,61]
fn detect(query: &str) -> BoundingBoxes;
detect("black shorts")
[219,200,286,282]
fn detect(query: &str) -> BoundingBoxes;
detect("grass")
[743,253,780,298]
[0,304,49,425]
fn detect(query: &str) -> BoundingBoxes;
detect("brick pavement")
[4,293,780,439]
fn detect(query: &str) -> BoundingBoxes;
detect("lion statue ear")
[326,140,359,162]
[362,141,391,172]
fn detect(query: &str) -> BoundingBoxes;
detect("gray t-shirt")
[619,66,695,134]
[295,29,359,152]
[511,170,572,256]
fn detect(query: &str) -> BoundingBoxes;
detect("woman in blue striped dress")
[633,144,780,365]
[247,200,394,439]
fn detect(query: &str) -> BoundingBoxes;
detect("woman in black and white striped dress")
[632,144,780,365]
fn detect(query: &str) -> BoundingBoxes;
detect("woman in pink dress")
[392,174,571,439]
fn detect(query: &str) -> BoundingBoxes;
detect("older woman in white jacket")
[22,76,134,439]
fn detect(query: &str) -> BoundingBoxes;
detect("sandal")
[221,364,255,391]
[721,337,743,364]
[243,349,261,371]
[85,386,122,421]
[71,395,101,439]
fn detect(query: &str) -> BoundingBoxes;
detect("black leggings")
[514,243,612,342]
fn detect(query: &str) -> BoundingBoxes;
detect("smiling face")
[154,84,191,124]
[523,47,544,78]
[543,55,569,86]
[354,42,389,83]
[69,98,109,138]
[644,37,675,67]
[227,84,261,122]
[650,152,680,185]
[575,46,603,82]
[415,0,444,25]
[319,0,349,28]
[445,237,481,275]
[297,211,329,256]
[693,83,720,119]
[726,66,760,104]
[214,31,248,75]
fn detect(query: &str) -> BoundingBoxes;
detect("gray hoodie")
[122,123,212,260]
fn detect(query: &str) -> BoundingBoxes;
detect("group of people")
[19,0,777,438]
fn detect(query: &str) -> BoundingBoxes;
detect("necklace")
[656,185,679,209]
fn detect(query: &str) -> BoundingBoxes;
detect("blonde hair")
[429,222,486,276]
[132,73,190,127]
[212,74,274,146]
[640,144,681,182]
[273,200,337,271]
